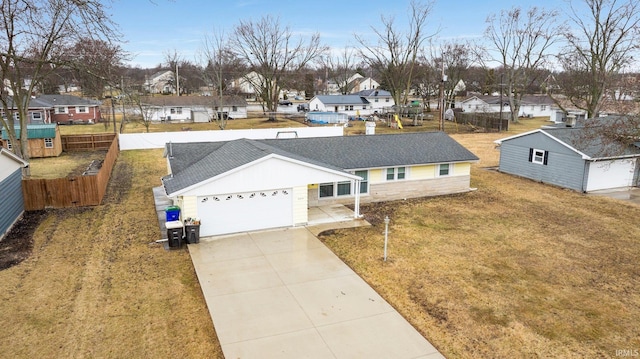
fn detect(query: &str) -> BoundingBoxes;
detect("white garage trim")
[586,158,636,192]
[197,188,293,236]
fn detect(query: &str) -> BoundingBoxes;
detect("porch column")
[354,179,361,218]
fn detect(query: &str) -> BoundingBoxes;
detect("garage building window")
[529,148,549,165]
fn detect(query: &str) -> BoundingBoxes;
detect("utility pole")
[176,62,180,96]
[499,73,504,131]
[218,46,225,129]
[439,61,447,131]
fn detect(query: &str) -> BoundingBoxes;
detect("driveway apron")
[188,227,444,359]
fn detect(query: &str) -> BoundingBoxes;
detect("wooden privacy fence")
[457,112,510,132]
[61,133,116,151]
[22,135,119,210]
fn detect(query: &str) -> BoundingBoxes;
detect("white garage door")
[586,159,636,191]
[197,189,293,236]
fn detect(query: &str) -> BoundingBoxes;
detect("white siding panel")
[292,186,308,225]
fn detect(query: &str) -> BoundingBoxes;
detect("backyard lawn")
[1,116,638,358]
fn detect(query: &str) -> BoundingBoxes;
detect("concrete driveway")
[188,227,444,359]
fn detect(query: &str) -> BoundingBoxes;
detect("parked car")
[279,99,293,106]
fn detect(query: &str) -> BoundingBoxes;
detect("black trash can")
[184,218,201,244]
[166,221,184,248]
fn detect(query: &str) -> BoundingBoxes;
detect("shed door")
[197,189,293,236]
[586,159,636,191]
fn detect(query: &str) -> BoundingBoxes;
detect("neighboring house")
[308,89,395,117]
[229,71,263,97]
[1,124,63,158]
[356,89,395,112]
[38,94,102,124]
[495,125,640,192]
[145,70,176,94]
[0,148,29,241]
[2,94,101,125]
[141,95,248,122]
[347,77,380,93]
[162,132,479,236]
[456,95,555,120]
[2,96,55,124]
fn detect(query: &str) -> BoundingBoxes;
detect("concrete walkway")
[188,227,444,359]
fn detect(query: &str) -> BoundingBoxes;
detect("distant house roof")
[354,89,392,97]
[462,94,554,106]
[314,95,370,105]
[162,132,479,195]
[35,94,101,107]
[141,95,248,107]
[1,124,58,140]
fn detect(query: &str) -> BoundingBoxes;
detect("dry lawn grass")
[4,115,636,358]
[59,116,305,135]
[27,151,108,179]
[319,126,640,358]
[0,149,222,358]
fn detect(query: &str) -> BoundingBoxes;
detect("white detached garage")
[162,140,361,237]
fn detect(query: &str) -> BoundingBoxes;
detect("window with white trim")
[355,170,368,194]
[55,106,67,114]
[76,106,88,113]
[6,139,12,150]
[170,107,183,114]
[438,163,451,176]
[337,181,351,196]
[319,183,334,198]
[44,138,54,148]
[386,167,406,180]
[31,112,43,122]
[529,148,548,165]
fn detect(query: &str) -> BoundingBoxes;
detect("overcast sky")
[110,0,565,68]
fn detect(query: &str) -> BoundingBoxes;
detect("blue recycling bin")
[165,206,180,221]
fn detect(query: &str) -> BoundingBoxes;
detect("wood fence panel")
[22,136,119,210]
[61,133,116,151]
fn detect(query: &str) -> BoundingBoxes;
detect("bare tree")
[485,6,562,122]
[231,15,327,121]
[163,49,182,95]
[72,38,125,99]
[201,28,232,129]
[0,0,118,166]
[127,92,155,133]
[356,0,437,107]
[558,0,640,118]
[437,41,475,109]
[322,47,360,95]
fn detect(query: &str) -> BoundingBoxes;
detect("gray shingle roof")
[542,128,640,159]
[142,95,247,107]
[314,95,370,105]
[354,89,392,97]
[36,94,101,106]
[162,132,479,195]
